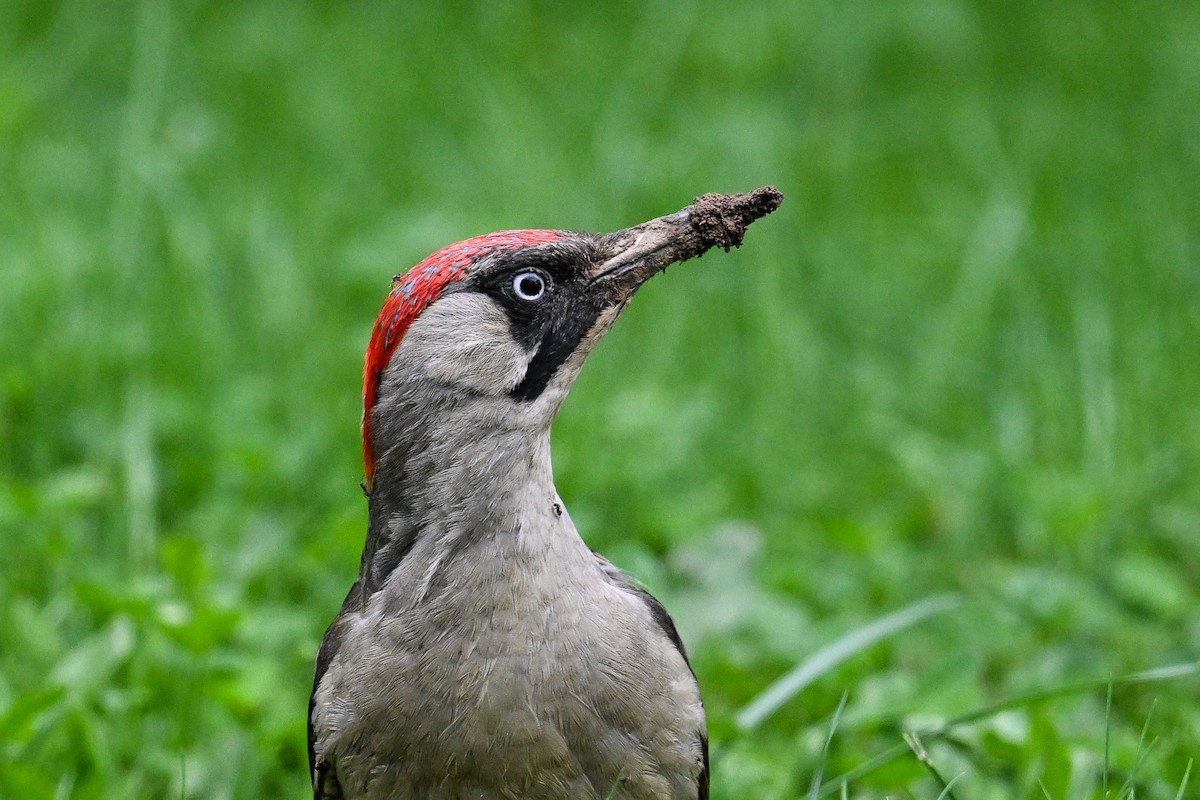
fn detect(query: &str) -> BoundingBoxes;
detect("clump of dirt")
[688,185,784,252]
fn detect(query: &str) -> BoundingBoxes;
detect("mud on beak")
[589,186,784,296]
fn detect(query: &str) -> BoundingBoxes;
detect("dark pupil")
[518,274,542,297]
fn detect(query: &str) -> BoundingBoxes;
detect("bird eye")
[511,271,547,302]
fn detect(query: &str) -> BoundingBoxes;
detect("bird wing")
[309,581,365,800]
[589,549,693,666]
[589,550,710,800]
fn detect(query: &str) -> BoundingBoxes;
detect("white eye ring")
[511,271,547,302]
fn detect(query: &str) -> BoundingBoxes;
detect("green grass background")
[2,1,1198,797]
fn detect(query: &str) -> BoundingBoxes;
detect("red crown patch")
[361,229,566,487]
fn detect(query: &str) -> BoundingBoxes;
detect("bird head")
[361,187,782,492]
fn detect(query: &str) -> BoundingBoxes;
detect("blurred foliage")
[1,0,1198,798]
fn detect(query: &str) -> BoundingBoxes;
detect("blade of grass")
[1125,662,1200,683]
[735,594,961,731]
[904,730,961,800]
[806,692,848,800]
[815,743,909,798]
[944,661,1198,729]
[817,661,1198,795]
[935,771,967,800]
[1113,700,1158,800]
[1103,681,1113,800]
[1172,759,1192,800]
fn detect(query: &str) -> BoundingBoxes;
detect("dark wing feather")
[309,582,364,799]
[591,550,708,798]
[590,550,693,666]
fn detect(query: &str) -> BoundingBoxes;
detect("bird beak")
[589,186,783,296]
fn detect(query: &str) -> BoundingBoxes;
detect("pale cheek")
[425,337,528,393]
[393,294,532,395]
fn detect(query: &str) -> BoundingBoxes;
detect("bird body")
[310,188,782,799]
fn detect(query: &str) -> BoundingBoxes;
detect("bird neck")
[357,411,567,600]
